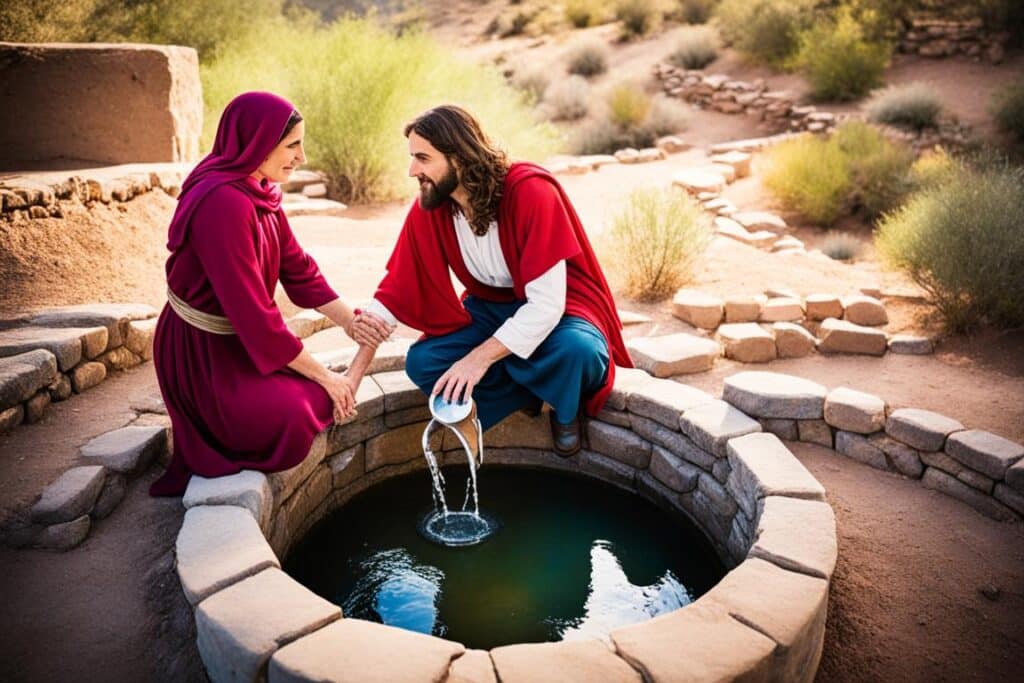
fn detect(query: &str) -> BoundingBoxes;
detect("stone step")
[723,371,827,420]
[732,211,787,232]
[627,333,721,377]
[282,196,348,217]
[672,169,726,195]
[672,289,724,329]
[841,295,888,326]
[0,326,109,371]
[0,349,58,413]
[718,323,776,363]
[31,465,107,525]
[817,318,887,356]
[80,425,169,475]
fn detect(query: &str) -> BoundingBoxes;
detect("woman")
[150,91,390,497]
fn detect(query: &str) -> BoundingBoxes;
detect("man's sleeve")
[493,260,566,358]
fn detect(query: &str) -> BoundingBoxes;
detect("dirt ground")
[2,17,1023,682]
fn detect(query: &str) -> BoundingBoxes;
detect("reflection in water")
[555,540,692,641]
[342,548,446,636]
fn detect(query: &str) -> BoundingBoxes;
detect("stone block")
[70,361,107,393]
[31,465,106,524]
[606,366,654,411]
[698,473,739,518]
[36,515,91,551]
[706,558,828,682]
[993,484,1024,517]
[326,416,386,454]
[328,444,365,490]
[760,418,798,441]
[671,290,724,330]
[24,390,50,424]
[869,435,923,478]
[841,295,888,326]
[0,405,23,432]
[885,408,964,452]
[724,295,766,323]
[97,346,143,371]
[92,473,127,519]
[373,371,426,412]
[269,432,328,501]
[630,415,716,470]
[595,407,631,428]
[888,335,933,355]
[492,639,640,683]
[176,506,280,606]
[578,450,637,491]
[365,421,430,470]
[47,373,72,402]
[714,216,756,245]
[611,598,775,683]
[805,294,843,321]
[680,400,762,458]
[650,445,701,492]
[0,349,59,411]
[447,649,496,683]
[709,150,752,178]
[1006,459,1024,494]
[772,322,816,358]
[625,378,716,429]
[337,379,386,426]
[798,420,833,448]
[125,318,158,360]
[195,568,341,683]
[479,411,553,450]
[183,470,272,530]
[80,425,168,474]
[956,468,994,493]
[0,326,107,371]
[672,169,726,195]
[732,211,787,232]
[751,496,837,580]
[718,323,776,363]
[921,468,1017,521]
[587,421,651,468]
[385,405,432,428]
[269,618,465,683]
[945,430,1024,480]
[29,304,158,350]
[759,298,803,323]
[727,433,826,519]
[817,318,887,356]
[824,387,885,434]
[626,333,720,377]
[835,431,889,470]
[722,371,827,420]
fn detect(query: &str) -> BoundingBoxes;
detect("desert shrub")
[203,16,557,203]
[793,8,890,102]
[714,0,814,68]
[615,0,663,39]
[909,147,962,189]
[544,75,591,121]
[763,122,913,225]
[511,64,550,103]
[820,231,862,261]
[0,0,99,42]
[867,82,942,130]
[990,80,1024,142]
[876,162,1024,331]
[643,95,690,137]
[606,187,711,301]
[607,83,651,128]
[670,0,718,24]
[571,96,688,154]
[566,38,609,78]
[564,0,608,27]
[667,25,718,69]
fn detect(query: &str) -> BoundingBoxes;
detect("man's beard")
[418,165,458,210]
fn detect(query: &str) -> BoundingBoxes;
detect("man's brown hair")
[404,105,510,236]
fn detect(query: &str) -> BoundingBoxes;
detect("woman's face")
[254,120,306,183]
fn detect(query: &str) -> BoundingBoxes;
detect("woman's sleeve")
[277,212,339,309]
[189,189,303,375]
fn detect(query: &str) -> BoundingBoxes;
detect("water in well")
[285,467,726,649]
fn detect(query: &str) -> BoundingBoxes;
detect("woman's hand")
[320,371,358,422]
[345,310,394,349]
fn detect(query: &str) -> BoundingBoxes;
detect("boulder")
[841,295,888,326]
[772,323,816,358]
[817,318,887,356]
[671,290,724,329]
[717,323,776,363]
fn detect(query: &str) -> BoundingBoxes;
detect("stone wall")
[899,17,1009,63]
[0,43,202,166]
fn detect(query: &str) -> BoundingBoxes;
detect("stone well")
[174,367,837,683]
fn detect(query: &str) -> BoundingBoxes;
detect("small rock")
[708,150,752,178]
[35,515,91,551]
[759,297,803,323]
[92,474,127,519]
[772,322,816,358]
[656,135,690,154]
[48,374,73,402]
[978,584,1000,601]
[0,405,25,433]
[724,295,766,323]
[717,323,776,363]
[627,333,721,377]
[817,318,887,356]
[31,466,106,525]
[125,318,158,360]
[97,347,143,371]
[805,295,843,321]
[886,408,964,452]
[824,387,886,434]
[80,425,169,474]
[672,169,726,195]
[671,289,724,329]
[24,390,51,423]
[888,335,933,355]
[733,211,787,232]
[301,182,328,198]
[842,295,888,326]
[70,361,107,393]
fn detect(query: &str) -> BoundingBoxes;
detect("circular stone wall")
[174,367,837,683]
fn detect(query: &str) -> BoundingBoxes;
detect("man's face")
[408,131,458,210]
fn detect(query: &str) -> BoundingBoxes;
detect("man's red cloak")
[374,162,631,415]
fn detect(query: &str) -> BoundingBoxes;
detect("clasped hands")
[325,310,395,423]
[345,309,394,349]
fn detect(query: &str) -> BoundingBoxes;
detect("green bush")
[202,17,558,203]
[670,0,718,24]
[820,231,862,261]
[867,82,942,130]
[566,38,609,78]
[990,80,1024,142]
[606,187,711,301]
[763,122,913,225]
[544,75,591,121]
[909,147,962,189]
[615,0,663,39]
[511,64,550,104]
[714,0,814,68]
[876,162,1024,331]
[794,8,890,102]
[607,83,651,128]
[571,95,688,156]
[667,25,719,69]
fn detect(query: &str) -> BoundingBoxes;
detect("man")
[366,105,630,454]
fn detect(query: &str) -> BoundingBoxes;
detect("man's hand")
[346,310,394,349]
[432,352,491,405]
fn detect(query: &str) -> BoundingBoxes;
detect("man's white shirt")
[366,211,566,359]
